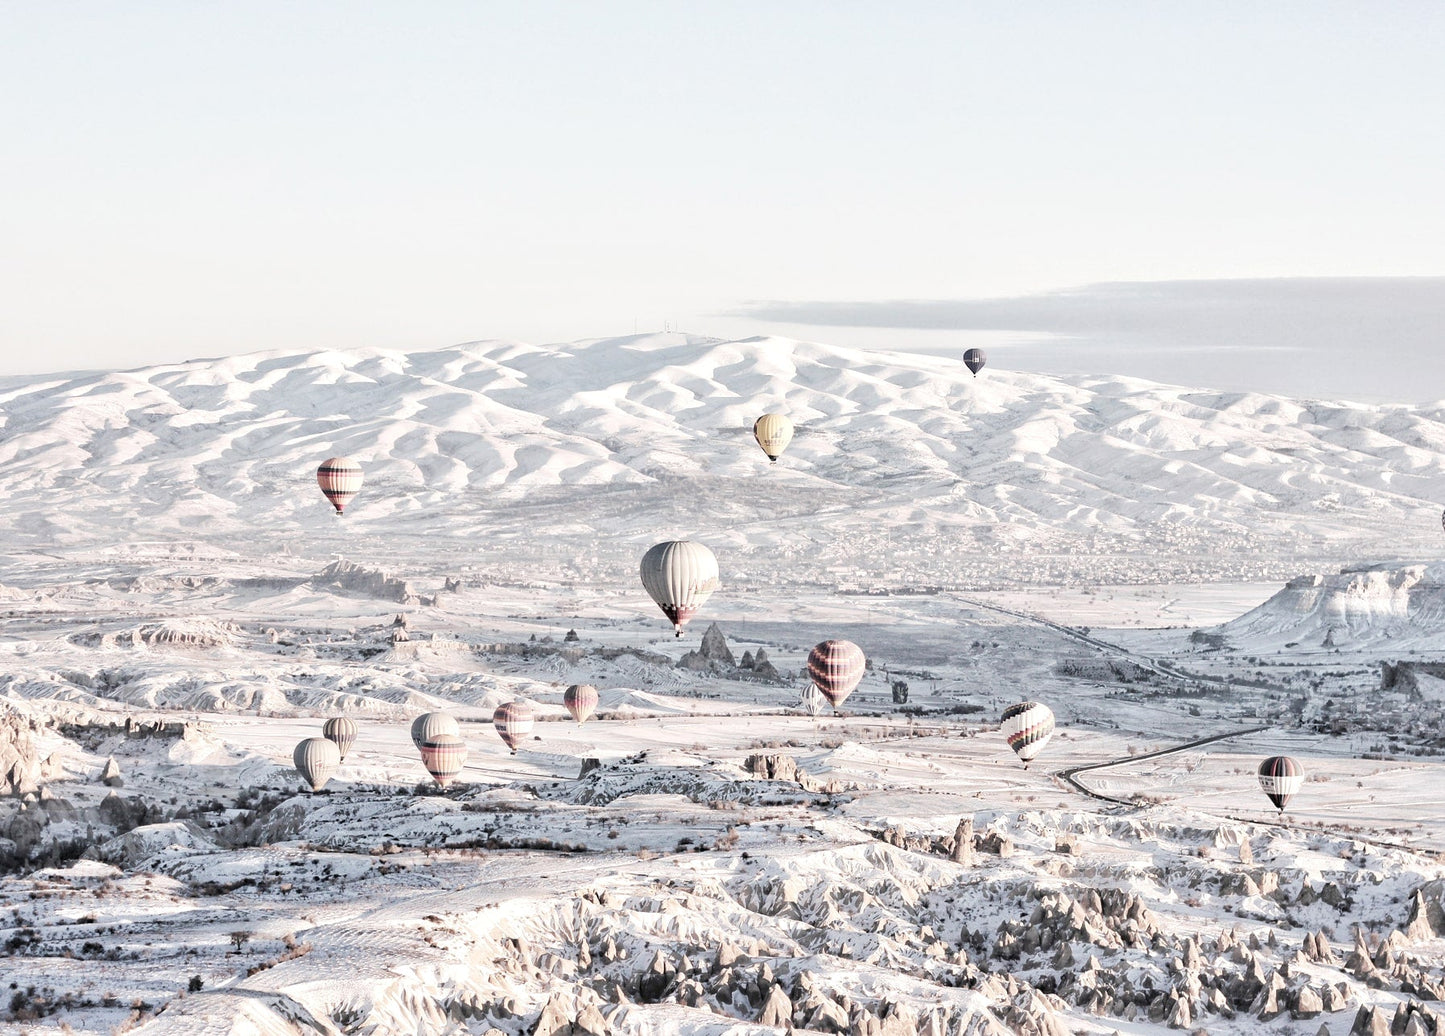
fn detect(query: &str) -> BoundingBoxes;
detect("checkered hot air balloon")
[806,639,866,712]
[419,733,467,788]
[322,717,357,761]
[564,684,599,724]
[1257,755,1304,814]
[1000,701,1055,767]
[639,540,720,638]
[963,348,987,377]
[293,737,341,792]
[410,712,460,751]
[493,701,535,753]
[316,456,363,515]
[752,413,794,463]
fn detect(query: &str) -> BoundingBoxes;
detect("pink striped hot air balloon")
[806,640,866,712]
[419,733,467,787]
[564,684,599,724]
[316,456,363,515]
[493,701,535,753]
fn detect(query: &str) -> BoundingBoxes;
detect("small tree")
[229,930,252,953]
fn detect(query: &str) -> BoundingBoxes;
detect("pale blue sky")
[3,2,1443,396]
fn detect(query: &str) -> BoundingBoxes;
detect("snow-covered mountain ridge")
[2,332,1442,583]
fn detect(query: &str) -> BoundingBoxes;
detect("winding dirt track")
[1055,724,1270,805]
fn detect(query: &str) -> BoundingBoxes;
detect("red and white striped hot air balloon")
[639,540,719,638]
[806,640,866,712]
[1000,701,1055,767]
[564,684,599,724]
[419,733,467,787]
[493,701,535,753]
[316,456,363,515]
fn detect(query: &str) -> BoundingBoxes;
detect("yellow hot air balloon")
[753,413,794,463]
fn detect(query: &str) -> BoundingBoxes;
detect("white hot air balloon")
[639,540,720,637]
[410,712,460,751]
[293,737,342,792]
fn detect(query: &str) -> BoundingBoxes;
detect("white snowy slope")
[2,332,1444,585]
[6,334,1445,1036]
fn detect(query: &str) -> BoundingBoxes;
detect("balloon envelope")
[963,348,987,376]
[493,701,535,753]
[806,640,866,711]
[322,717,357,760]
[410,712,460,751]
[1258,755,1303,812]
[1001,701,1055,764]
[564,684,599,724]
[293,737,342,792]
[420,733,467,787]
[753,413,794,462]
[639,540,720,637]
[316,456,363,514]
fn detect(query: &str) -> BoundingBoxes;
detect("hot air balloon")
[293,737,342,792]
[799,683,825,717]
[1000,701,1054,767]
[493,701,535,753]
[963,348,987,377]
[419,733,467,788]
[753,413,794,463]
[322,717,357,761]
[564,684,599,724]
[316,456,363,515]
[410,712,460,751]
[639,540,720,637]
[806,640,866,712]
[1257,755,1303,814]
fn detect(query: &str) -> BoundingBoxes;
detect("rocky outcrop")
[313,559,419,604]
[0,704,42,796]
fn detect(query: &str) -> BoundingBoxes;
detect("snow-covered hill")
[1216,562,1445,650]
[3,333,1444,585]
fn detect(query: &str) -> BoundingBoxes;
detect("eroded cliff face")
[0,702,42,796]
[1221,563,1445,647]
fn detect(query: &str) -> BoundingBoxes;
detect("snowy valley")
[3,334,1445,1036]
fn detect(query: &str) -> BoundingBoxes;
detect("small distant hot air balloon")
[322,717,357,761]
[493,701,535,753]
[410,712,460,751]
[1257,756,1303,815]
[639,540,720,638]
[419,733,467,788]
[806,640,866,712]
[293,737,342,792]
[316,456,363,515]
[1000,701,1054,768]
[564,684,599,724]
[963,348,987,377]
[753,413,794,463]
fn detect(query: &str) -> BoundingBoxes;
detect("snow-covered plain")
[4,333,1445,1035]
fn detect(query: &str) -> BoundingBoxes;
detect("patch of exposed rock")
[314,559,421,604]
